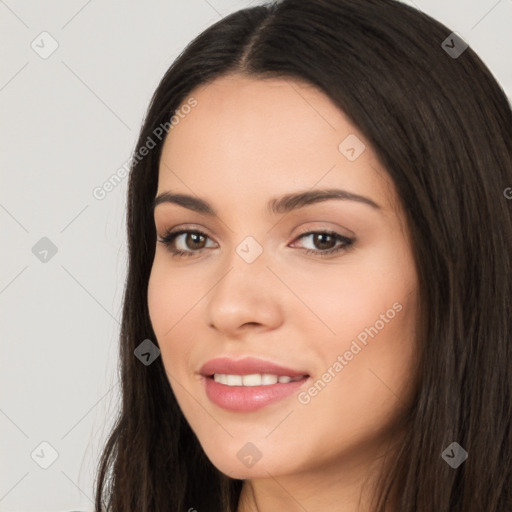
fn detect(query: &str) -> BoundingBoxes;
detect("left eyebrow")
[267,188,381,214]
[152,188,381,216]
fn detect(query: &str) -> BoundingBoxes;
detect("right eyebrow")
[153,192,216,215]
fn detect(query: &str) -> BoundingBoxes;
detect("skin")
[148,74,419,511]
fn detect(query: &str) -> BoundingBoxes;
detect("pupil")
[188,233,205,249]
[315,234,334,250]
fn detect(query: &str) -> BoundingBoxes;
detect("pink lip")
[199,357,307,378]
[199,357,310,412]
[199,357,307,377]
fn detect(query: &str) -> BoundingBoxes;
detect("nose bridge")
[214,233,270,300]
[234,234,266,266]
[205,233,283,333]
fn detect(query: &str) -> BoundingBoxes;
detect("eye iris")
[187,232,206,250]
[314,233,335,250]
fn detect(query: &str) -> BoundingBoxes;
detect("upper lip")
[199,357,309,378]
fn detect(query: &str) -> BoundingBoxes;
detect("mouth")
[210,373,305,386]
[199,357,310,412]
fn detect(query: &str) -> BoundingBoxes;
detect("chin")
[208,457,281,480]
[199,439,299,480]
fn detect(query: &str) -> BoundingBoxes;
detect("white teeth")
[213,373,301,386]
[214,373,227,385]
[225,374,242,386]
[242,374,264,386]
[261,374,278,385]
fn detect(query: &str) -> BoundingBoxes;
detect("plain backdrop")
[1,1,511,510]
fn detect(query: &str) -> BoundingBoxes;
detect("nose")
[205,247,285,337]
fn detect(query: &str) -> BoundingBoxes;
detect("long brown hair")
[94,0,512,510]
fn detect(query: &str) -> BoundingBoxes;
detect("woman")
[94,0,512,510]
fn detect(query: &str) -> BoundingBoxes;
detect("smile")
[199,357,310,412]
[212,373,303,386]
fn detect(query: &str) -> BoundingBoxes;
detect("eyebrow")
[152,188,381,216]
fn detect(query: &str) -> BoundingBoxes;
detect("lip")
[199,357,310,412]
[199,356,308,378]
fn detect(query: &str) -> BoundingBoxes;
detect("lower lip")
[203,376,309,412]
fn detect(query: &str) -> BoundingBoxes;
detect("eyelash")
[157,228,354,258]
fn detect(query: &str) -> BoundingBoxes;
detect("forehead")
[162,74,352,162]
[157,74,394,213]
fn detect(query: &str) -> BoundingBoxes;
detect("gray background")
[1,1,511,510]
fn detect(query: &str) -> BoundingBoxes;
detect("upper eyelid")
[160,225,348,236]
[159,221,354,238]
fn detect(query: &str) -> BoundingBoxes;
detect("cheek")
[289,298,417,466]
[147,259,206,389]
[283,265,410,350]
[147,265,168,337]
[290,248,418,410]
[147,257,189,338]
[147,261,186,369]
[304,243,416,348]
[317,279,417,420]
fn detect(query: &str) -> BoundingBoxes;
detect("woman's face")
[148,74,419,480]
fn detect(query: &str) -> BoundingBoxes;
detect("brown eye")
[184,232,207,250]
[158,228,354,258]
[311,233,337,251]
[158,229,215,257]
[292,230,354,257]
